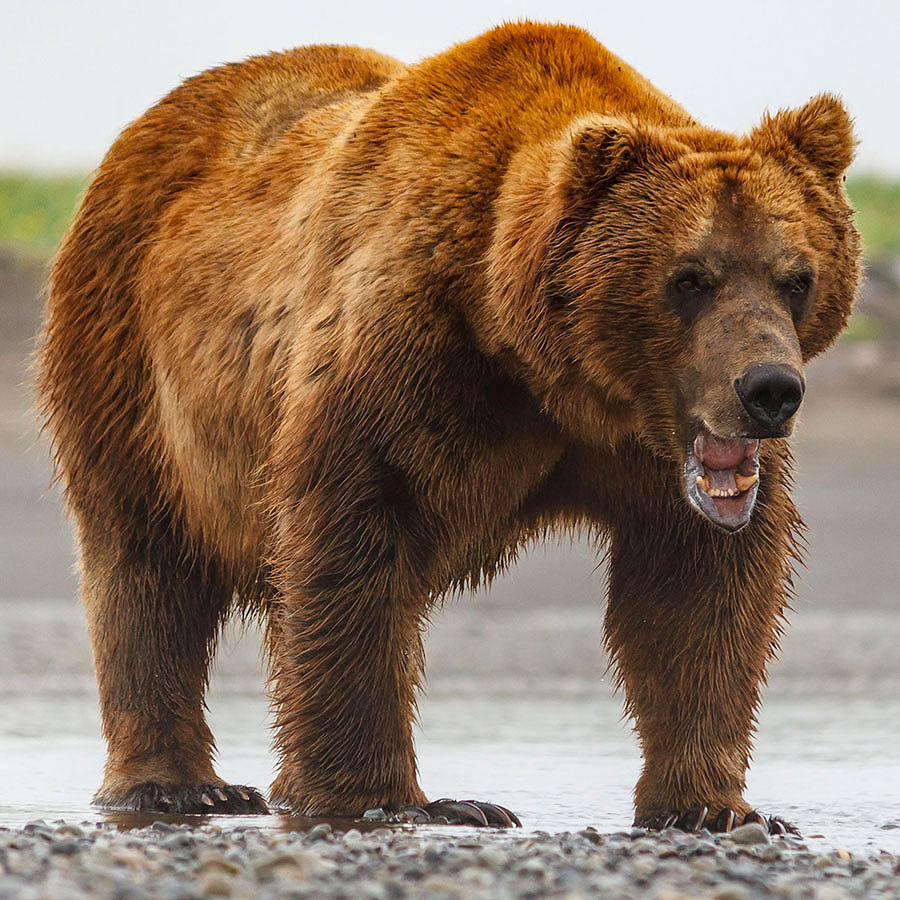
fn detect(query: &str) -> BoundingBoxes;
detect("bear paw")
[95,781,269,815]
[637,806,799,835]
[389,798,521,827]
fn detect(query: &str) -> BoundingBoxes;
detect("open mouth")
[684,425,760,532]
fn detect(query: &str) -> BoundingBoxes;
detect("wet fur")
[39,24,859,821]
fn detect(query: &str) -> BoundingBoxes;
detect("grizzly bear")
[39,23,859,831]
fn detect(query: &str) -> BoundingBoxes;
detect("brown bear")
[39,22,860,831]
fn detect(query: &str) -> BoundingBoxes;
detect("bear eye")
[674,270,706,294]
[668,264,714,321]
[670,265,713,295]
[786,272,812,296]
[780,268,815,321]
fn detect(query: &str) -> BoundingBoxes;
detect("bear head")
[486,94,860,531]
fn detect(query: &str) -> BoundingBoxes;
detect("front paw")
[94,781,269,815]
[636,806,799,835]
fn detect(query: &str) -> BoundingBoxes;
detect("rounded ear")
[555,116,677,211]
[756,94,857,180]
[562,116,643,193]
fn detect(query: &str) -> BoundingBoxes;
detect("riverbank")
[2,818,899,900]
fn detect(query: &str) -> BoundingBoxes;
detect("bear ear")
[558,116,652,203]
[757,94,857,181]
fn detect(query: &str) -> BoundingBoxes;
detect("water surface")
[1,678,897,856]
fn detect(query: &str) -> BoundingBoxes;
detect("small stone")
[363,807,389,821]
[629,827,647,838]
[253,852,307,880]
[306,823,332,841]
[253,849,333,880]
[49,840,80,856]
[477,845,509,870]
[631,856,656,878]
[417,874,469,898]
[196,851,241,876]
[712,885,751,900]
[577,828,603,846]
[518,857,548,879]
[729,823,770,846]
[161,831,195,849]
[197,872,234,897]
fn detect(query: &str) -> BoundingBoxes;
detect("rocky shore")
[1,819,899,900]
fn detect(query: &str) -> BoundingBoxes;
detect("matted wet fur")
[39,23,860,828]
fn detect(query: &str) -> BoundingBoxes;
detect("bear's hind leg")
[80,506,267,815]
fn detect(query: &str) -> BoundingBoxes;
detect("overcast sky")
[4,0,898,174]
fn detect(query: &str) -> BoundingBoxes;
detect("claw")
[400,806,431,824]
[743,810,765,826]
[493,804,522,828]
[432,800,488,826]
[214,788,228,802]
[200,792,215,807]
[238,789,250,802]
[463,801,519,828]
[715,809,736,832]
[685,805,708,832]
[770,818,787,835]
[663,814,678,829]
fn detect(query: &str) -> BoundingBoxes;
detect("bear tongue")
[693,429,759,471]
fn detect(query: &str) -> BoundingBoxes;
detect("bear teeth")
[695,471,759,498]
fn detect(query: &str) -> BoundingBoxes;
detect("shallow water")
[1,678,898,856]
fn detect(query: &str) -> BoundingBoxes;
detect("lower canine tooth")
[696,475,711,493]
[735,472,759,492]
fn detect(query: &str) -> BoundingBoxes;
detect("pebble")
[729,823,770,845]
[0,821,896,900]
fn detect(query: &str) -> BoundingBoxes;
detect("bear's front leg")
[265,440,519,828]
[604,456,801,835]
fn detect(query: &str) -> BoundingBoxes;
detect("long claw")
[200,792,215,807]
[495,804,522,828]
[239,789,250,802]
[446,800,489,826]
[465,801,517,828]
[214,788,228,802]
[713,809,736,832]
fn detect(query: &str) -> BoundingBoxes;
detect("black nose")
[735,364,805,429]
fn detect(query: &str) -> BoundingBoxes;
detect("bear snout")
[734,364,805,433]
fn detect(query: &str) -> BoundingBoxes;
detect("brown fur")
[39,24,859,823]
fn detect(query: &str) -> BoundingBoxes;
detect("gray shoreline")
[2,819,899,900]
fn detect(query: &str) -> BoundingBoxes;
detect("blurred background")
[0,0,897,848]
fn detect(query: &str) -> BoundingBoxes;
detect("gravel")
[1,820,898,900]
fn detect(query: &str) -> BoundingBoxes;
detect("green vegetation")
[0,171,897,262]
[846,176,900,258]
[0,173,88,259]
